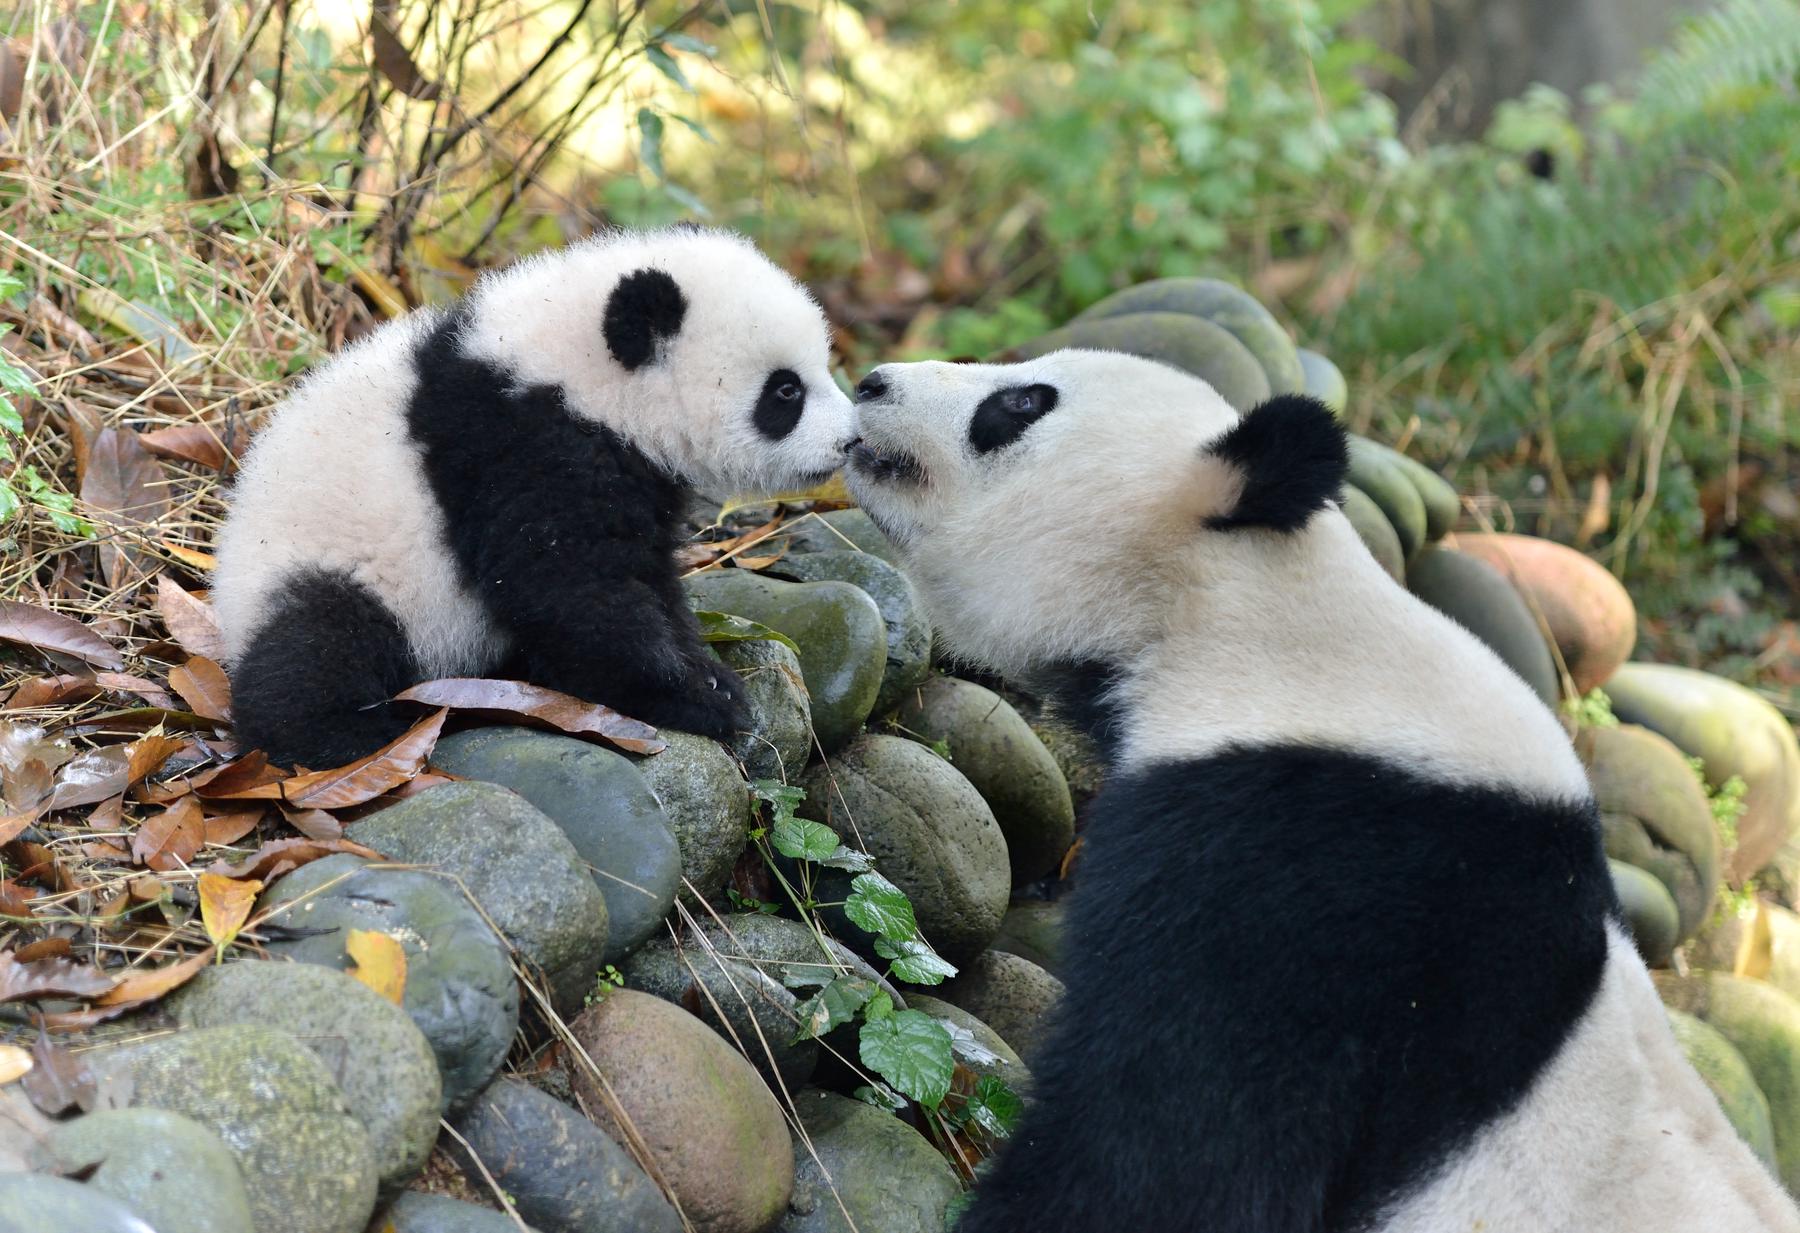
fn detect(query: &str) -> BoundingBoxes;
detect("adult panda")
[843,352,1799,1233]
[213,227,854,768]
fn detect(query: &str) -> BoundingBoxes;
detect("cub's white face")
[462,227,855,495]
[844,351,1249,678]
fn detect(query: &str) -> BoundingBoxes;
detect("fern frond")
[1638,0,1800,118]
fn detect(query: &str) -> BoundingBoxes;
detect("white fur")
[846,349,1800,1230]
[214,228,853,664]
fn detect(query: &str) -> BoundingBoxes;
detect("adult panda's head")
[460,226,854,495]
[844,350,1349,680]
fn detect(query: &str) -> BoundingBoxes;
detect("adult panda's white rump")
[211,309,501,677]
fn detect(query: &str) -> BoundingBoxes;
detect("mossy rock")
[1666,1008,1779,1172]
[1406,546,1559,707]
[1387,450,1460,542]
[1609,859,1680,968]
[1297,348,1348,416]
[1578,724,1721,943]
[767,550,931,718]
[1655,972,1800,1191]
[714,637,811,783]
[686,571,887,753]
[1072,277,1304,395]
[1347,436,1427,559]
[999,312,1272,413]
[1340,486,1404,582]
[776,1090,962,1233]
[1606,662,1800,883]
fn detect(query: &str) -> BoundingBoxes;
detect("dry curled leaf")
[193,750,287,798]
[168,657,231,723]
[132,797,204,870]
[204,836,382,882]
[0,882,35,919]
[346,928,407,1005]
[396,679,664,754]
[140,422,236,471]
[201,804,263,847]
[2,674,99,710]
[82,427,170,589]
[0,600,125,669]
[46,746,131,811]
[43,949,212,1029]
[220,708,446,808]
[198,871,263,957]
[125,731,185,785]
[21,1036,93,1116]
[154,577,226,662]
[0,951,113,1003]
[281,807,342,841]
[92,673,177,709]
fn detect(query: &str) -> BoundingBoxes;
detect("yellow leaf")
[1735,900,1773,980]
[160,540,217,572]
[346,929,407,1005]
[198,871,263,958]
[0,1044,32,1085]
[717,475,850,518]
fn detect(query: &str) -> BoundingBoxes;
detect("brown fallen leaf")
[280,807,342,841]
[67,707,213,736]
[43,949,212,1029]
[0,951,113,1003]
[83,427,170,589]
[396,679,664,754]
[0,882,35,919]
[46,746,131,810]
[2,674,99,710]
[92,672,177,709]
[132,796,204,870]
[215,709,447,808]
[13,938,69,963]
[155,577,226,662]
[346,928,407,1004]
[0,600,126,669]
[168,657,231,723]
[159,541,218,574]
[201,804,263,846]
[140,422,235,471]
[204,836,382,882]
[198,871,263,957]
[21,1035,94,1116]
[192,750,287,798]
[125,731,185,785]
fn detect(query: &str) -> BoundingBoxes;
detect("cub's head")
[843,350,1347,678]
[466,226,854,494]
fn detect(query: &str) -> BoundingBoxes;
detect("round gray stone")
[714,638,812,784]
[168,960,442,1188]
[904,994,1033,1095]
[85,1025,378,1233]
[621,932,819,1091]
[768,551,931,719]
[350,780,610,1010]
[258,854,518,1109]
[776,1089,961,1233]
[938,950,1064,1062]
[379,1192,538,1232]
[430,727,681,962]
[43,1107,252,1233]
[891,677,1075,885]
[989,900,1067,981]
[797,735,1010,965]
[451,1077,682,1233]
[685,572,886,753]
[636,732,752,907]
[0,1175,155,1233]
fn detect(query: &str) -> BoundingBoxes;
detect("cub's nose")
[854,370,889,403]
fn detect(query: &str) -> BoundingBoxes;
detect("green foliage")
[1562,688,1620,731]
[1689,757,1751,852]
[860,1009,957,1107]
[696,610,801,654]
[1637,0,1800,121]
[0,277,89,540]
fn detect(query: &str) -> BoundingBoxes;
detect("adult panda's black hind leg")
[228,567,422,768]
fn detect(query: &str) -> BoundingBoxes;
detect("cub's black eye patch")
[753,368,807,441]
[603,267,688,370]
[968,383,1060,455]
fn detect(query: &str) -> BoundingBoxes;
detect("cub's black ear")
[603,267,688,371]
[1203,394,1348,533]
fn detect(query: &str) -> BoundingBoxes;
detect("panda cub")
[844,352,1800,1233]
[213,227,853,767]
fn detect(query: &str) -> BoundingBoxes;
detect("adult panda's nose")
[854,369,890,403]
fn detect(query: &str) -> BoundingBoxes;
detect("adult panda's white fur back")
[213,227,853,767]
[842,350,1798,1233]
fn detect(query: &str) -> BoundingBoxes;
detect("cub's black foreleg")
[228,568,422,768]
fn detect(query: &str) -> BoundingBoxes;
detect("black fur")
[1206,394,1348,533]
[602,267,687,370]
[752,368,807,442]
[229,310,748,766]
[961,744,1613,1233]
[968,383,1060,455]
[230,568,421,768]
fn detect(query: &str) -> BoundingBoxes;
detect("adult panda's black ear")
[604,268,688,371]
[1203,394,1348,533]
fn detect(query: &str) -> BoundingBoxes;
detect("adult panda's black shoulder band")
[1204,394,1348,534]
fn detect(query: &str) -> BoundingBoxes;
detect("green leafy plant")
[1562,688,1620,731]
[1689,757,1751,854]
[746,779,1023,1166]
[0,276,88,538]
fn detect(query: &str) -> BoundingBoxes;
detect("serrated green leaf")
[791,974,876,1041]
[0,360,34,398]
[967,1074,1024,1137]
[820,844,874,873]
[772,813,841,863]
[860,1009,955,1108]
[697,609,800,652]
[0,485,18,522]
[844,872,917,942]
[874,936,957,986]
[646,44,694,93]
[0,395,22,436]
[863,990,894,1022]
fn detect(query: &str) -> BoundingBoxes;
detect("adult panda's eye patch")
[968,382,1060,454]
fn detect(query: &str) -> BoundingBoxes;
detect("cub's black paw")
[646,663,752,739]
